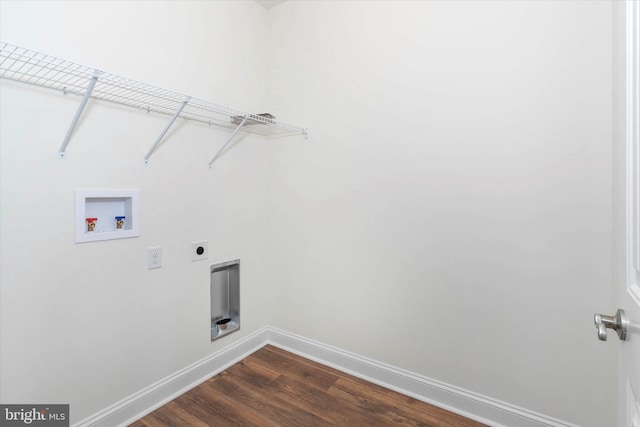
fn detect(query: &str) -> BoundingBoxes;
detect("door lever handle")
[594,309,628,341]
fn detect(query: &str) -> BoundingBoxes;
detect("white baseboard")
[266,327,578,427]
[73,327,269,427]
[74,326,578,427]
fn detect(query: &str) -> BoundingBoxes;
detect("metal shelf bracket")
[58,70,100,159]
[208,115,249,168]
[144,97,190,165]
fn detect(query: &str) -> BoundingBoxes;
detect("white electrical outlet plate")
[147,246,162,269]
[191,240,208,261]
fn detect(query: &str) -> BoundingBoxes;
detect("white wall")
[0,1,275,423]
[266,1,616,426]
[0,1,618,426]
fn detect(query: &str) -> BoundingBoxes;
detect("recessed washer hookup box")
[211,259,240,341]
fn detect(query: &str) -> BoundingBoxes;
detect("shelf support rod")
[208,115,249,168]
[143,98,189,165]
[58,71,99,159]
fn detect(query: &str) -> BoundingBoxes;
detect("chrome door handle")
[594,309,628,341]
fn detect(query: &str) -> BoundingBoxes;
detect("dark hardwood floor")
[130,345,486,427]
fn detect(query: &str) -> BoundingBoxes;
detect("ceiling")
[255,0,286,9]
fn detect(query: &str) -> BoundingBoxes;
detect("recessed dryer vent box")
[75,189,140,243]
[211,259,240,341]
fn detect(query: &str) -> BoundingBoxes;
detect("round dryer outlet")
[191,240,208,261]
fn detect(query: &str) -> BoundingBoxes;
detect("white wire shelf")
[0,41,307,164]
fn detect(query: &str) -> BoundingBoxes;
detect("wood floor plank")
[174,383,257,426]
[329,376,476,427]
[131,345,487,427]
[269,373,381,425]
[248,346,340,392]
[203,365,327,426]
[224,359,281,389]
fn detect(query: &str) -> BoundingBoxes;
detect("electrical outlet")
[191,240,208,261]
[147,246,162,269]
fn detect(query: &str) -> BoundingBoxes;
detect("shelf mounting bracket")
[208,115,249,168]
[58,71,100,159]
[144,97,190,165]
